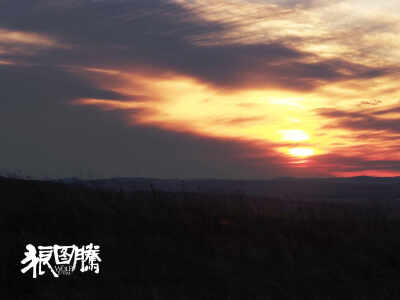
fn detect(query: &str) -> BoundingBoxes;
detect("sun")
[289,147,314,157]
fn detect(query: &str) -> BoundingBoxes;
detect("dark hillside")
[2,177,400,299]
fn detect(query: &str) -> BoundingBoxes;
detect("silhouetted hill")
[3,177,400,299]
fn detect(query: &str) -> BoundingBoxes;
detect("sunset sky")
[1,0,400,179]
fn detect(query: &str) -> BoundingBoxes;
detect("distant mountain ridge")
[57,176,400,203]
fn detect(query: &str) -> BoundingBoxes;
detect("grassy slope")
[1,177,400,299]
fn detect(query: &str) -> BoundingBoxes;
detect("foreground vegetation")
[2,177,400,299]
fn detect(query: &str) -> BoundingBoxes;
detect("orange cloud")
[0,28,60,47]
[2,0,398,177]
[0,28,67,61]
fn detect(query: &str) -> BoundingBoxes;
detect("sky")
[1,0,400,179]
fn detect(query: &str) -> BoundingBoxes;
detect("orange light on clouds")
[70,0,400,176]
[74,65,400,176]
[332,170,400,178]
[75,72,326,155]
[0,28,64,48]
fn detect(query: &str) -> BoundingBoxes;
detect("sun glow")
[76,74,330,163]
[76,68,400,176]
[289,147,315,158]
[280,130,309,142]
